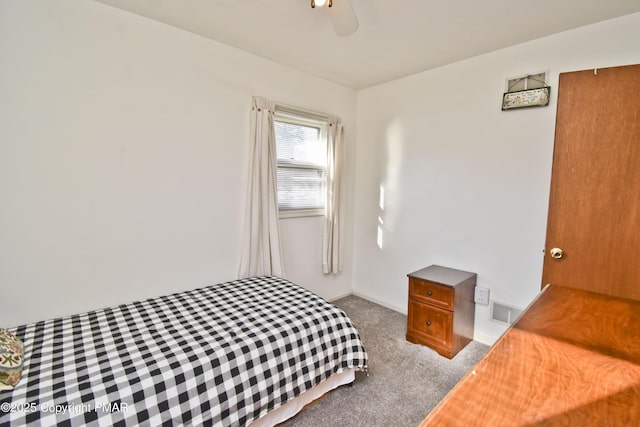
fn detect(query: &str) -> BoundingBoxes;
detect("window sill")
[279,209,325,219]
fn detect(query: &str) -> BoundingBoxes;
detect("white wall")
[0,0,357,327]
[2,1,639,343]
[353,13,640,344]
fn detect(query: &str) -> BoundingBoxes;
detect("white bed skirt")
[250,368,356,426]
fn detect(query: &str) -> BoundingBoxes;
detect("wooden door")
[542,64,640,301]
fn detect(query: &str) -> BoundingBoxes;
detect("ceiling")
[95,0,640,90]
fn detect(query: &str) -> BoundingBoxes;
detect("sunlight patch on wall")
[377,225,384,249]
[375,119,406,251]
[381,119,405,231]
[377,186,385,249]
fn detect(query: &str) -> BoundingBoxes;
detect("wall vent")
[491,302,523,325]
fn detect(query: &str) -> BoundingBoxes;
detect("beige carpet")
[280,295,489,427]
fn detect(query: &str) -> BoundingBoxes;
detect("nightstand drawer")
[407,300,452,347]
[409,277,454,310]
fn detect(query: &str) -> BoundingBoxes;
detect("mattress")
[0,276,368,426]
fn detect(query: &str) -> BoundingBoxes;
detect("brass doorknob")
[549,247,564,259]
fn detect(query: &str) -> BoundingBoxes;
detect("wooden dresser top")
[420,284,640,426]
[407,265,476,287]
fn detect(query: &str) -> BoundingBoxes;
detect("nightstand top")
[408,265,476,287]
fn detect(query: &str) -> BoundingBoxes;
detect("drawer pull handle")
[426,321,432,326]
[427,290,433,296]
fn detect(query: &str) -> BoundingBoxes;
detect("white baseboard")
[471,331,497,346]
[327,291,354,303]
[350,291,407,315]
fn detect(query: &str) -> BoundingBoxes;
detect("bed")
[0,276,368,426]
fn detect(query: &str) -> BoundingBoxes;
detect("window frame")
[505,71,549,92]
[273,107,329,219]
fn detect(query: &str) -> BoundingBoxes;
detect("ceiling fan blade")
[329,0,359,37]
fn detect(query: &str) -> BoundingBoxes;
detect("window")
[274,108,328,218]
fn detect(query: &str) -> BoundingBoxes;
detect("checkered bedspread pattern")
[0,276,368,426]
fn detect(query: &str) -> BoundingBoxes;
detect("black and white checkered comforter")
[0,276,368,426]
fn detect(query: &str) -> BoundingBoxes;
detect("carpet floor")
[280,295,489,427]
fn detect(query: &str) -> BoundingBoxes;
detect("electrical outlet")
[474,286,490,305]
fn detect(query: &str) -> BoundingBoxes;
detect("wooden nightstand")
[406,265,476,359]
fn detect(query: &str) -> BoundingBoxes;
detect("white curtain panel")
[323,118,345,274]
[238,97,285,278]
